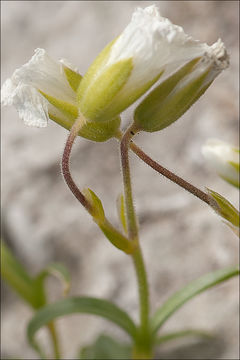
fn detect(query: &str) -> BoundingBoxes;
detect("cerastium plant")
[1,5,239,359]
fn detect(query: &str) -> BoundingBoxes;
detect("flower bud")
[134,39,229,132]
[77,5,221,123]
[202,139,239,188]
[207,188,239,237]
[1,48,120,142]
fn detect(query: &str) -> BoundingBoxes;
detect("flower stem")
[116,129,210,205]
[61,115,92,212]
[120,125,151,357]
[130,141,210,204]
[120,126,139,240]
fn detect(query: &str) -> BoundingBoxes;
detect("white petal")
[106,5,228,89]
[1,78,16,106]
[13,83,49,127]
[11,48,76,103]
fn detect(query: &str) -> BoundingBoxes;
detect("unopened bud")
[207,188,239,237]
[134,39,229,132]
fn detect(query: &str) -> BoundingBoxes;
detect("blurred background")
[1,1,239,359]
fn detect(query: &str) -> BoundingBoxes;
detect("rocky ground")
[1,1,239,359]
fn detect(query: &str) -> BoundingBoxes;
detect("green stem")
[47,322,61,359]
[120,125,139,240]
[132,248,152,355]
[120,125,151,358]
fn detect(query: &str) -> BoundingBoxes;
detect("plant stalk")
[120,125,152,358]
[61,115,92,212]
[47,322,61,359]
[130,141,210,205]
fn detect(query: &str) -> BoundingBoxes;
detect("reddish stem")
[130,141,211,205]
[61,119,92,212]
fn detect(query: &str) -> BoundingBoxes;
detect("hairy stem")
[115,129,210,205]
[62,117,133,254]
[120,125,151,354]
[61,116,92,212]
[120,126,139,240]
[130,141,210,204]
[116,130,210,205]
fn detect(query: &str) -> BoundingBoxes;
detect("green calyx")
[77,57,133,122]
[39,90,78,120]
[207,188,240,228]
[134,57,213,132]
[63,66,83,92]
[49,111,121,142]
[77,38,117,101]
[104,69,164,121]
[39,65,121,142]
[220,173,240,189]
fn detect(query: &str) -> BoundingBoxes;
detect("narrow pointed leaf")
[98,219,135,254]
[1,241,45,309]
[151,266,239,334]
[155,329,213,345]
[27,296,137,357]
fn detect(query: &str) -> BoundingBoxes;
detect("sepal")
[207,188,240,237]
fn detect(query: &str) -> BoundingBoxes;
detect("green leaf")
[83,188,105,224]
[155,329,213,345]
[1,241,45,309]
[80,334,131,359]
[27,296,137,357]
[98,219,135,254]
[35,262,71,296]
[151,266,239,335]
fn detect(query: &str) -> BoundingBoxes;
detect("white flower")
[2,5,229,130]
[77,4,229,122]
[1,48,80,127]
[202,139,239,188]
